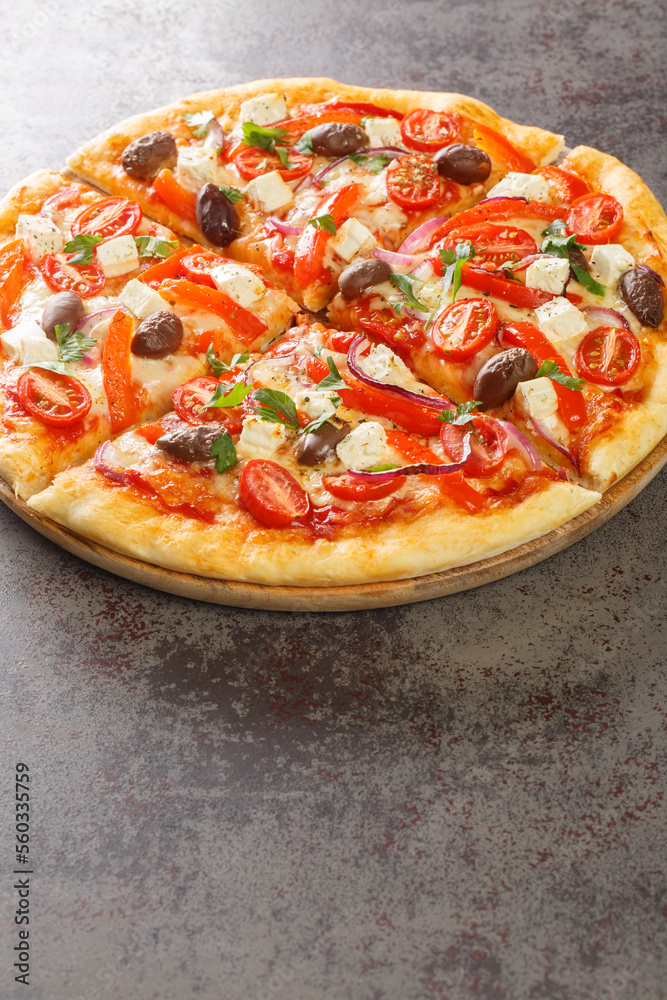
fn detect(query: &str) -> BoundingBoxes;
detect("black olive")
[196,183,240,247]
[309,123,369,157]
[121,131,177,180]
[568,246,589,272]
[433,144,492,185]
[295,421,351,466]
[156,423,229,464]
[619,267,664,327]
[41,291,85,341]
[338,259,392,301]
[131,312,183,358]
[473,349,538,410]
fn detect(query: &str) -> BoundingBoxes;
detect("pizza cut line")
[0,77,664,588]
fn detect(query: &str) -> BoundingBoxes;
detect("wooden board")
[1,433,666,611]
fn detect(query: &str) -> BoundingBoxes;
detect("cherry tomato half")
[239,459,310,527]
[40,253,106,297]
[575,326,640,386]
[437,222,536,269]
[233,145,312,182]
[323,473,406,501]
[386,154,440,210]
[17,367,92,427]
[536,166,589,205]
[565,193,623,245]
[70,197,142,240]
[173,376,229,424]
[440,415,509,477]
[400,109,463,152]
[431,298,498,361]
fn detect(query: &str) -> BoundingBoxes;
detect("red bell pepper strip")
[136,247,192,287]
[469,123,536,173]
[293,184,361,288]
[0,240,28,329]
[153,169,198,223]
[159,278,266,344]
[386,429,485,513]
[103,310,143,433]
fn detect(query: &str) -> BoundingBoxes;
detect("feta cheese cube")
[176,145,218,194]
[210,263,266,309]
[363,117,403,149]
[237,417,291,458]
[525,256,570,294]
[294,389,338,422]
[0,318,58,365]
[486,171,551,202]
[96,235,140,279]
[336,421,395,471]
[360,343,412,384]
[514,377,559,420]
[589,244,635,286]
[119,279,171,320]
[534,297,588,347]
[15,214,64,262]
[239,93,288,127]
[330,218,376,262]
[244,171,294,213]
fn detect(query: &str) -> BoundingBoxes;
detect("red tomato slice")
[429,198,563,246]
[575,326,640,386]
[431,298,498,361]
[179,250,221,287]
[233,145,312,182]
[0,240,28,328]
[153,169,198,223]
[17,367,92,427]
[440,415,509,477]
[386,154,440,210]
[400,109,463,151]
[171,376,244,434]
[565,193,623,245]
[293,184,360,288]
[438,222,537,268]
[536,166,590,205]
[70,197,142,240]
[323,473,406,501]
[40,185,83,218]
[40,253,106,297]
[239,459,309,527]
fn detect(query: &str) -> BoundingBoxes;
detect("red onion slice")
[373,247,418,269]
[74,307,121,337]
[496,419,541,471]
[203,118,226,152]
[347,335,453,413]
[349,436,471,482]
[511,252,561,272]
[637,263,665,287]
[40,186,81,219]
[266,217,304,236]
[477,196,529,205]
[584,305,629,329]
[311,146,404,188]
[531,417,580,475]
[398,216,450,254]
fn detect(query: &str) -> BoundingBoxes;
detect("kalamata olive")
[121,131,177,180]
[131,311,183,358]
[295,421,350,466]
[619,267,664,327]
[568,246,589,272]
[156,423,229,464]
[473,348,538,410]
[338,258,392,301]
[196,183,240,247]
[309,122,369,157]
[433,144,492,185]
[41,291,85,341]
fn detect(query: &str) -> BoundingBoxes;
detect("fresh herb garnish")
[209,431,237,474]
[204,381,253,410]
[389,272,428,312]
[63,234,103,266]
[251,387,299,429]
[206,346,250,377]
[439,241,475,301]
[134,235,178,259]
[349,152,392,174]
[300,400,341,435]
[542,218,567,237]
[183,110,216,138]
[540,233,606,296]
[294,131,314,155]
[241,122,293,169]
[367,463,399,472]
[535,358,585,391]
[437,400,482,425]
[315,355,348,393]
[55,322,96,365]
[219,185,244,204]
[308,213,337,235]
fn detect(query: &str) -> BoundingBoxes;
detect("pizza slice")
[28,321,600,587]
[66,78,565,311]
[329,147,667,492]
[0,171,297,498]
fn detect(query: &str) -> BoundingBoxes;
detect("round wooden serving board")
[2,439,666,612]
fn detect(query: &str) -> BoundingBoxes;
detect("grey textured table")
[1,2,666,998]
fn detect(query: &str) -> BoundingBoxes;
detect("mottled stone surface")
[1,2,666,998]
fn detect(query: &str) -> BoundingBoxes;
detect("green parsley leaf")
[204,381,253,410]
[251,387,299,429]
[206,346,250,377]
[367,463,399,472]
[242,121,290,151]
[209,431,237,474]
[389,272,428,313]
[315,355,348,393]
[439,240,475,301]
[134,235,178,259]
[219,185,244,204]
[274,145,294,170]
[26,360,80,380]
[294,131,314,155]
[535,359,585,391]
[63,233,103,266]
[437,400,482,425]
[300,400,341,436]
[540,233,606,296]
[349,152,391,174]
[542,218,567,237]
[55,322,96,365]
[308,213,337,236]
[183,110,216,138]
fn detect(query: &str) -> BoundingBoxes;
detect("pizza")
[0,77,665,590]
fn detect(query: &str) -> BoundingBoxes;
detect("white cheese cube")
[15,214,64,262]
[486,171,551,202]
[0,318,58,365]
[330,218,376,262]
[294,389,337,422]
[514,377,559,420]
[360,343,411,384]
[589,244,635,286]
[363,117,403,149]
[237,416,291,458]
[244,171,294,213]
[96,236,140,279]
[336,421,395,471]
[534,297,588,347]
[176,145,219,194]
[118,279,171,320]
[239,93,288,127]
[210,263,266,309]
[525,257,570,294]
